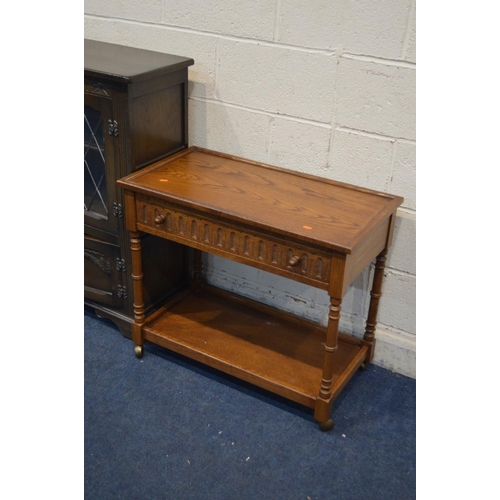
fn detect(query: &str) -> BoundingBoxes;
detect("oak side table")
[117,147,403,431]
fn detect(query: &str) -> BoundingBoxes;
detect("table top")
[117,147,403,253]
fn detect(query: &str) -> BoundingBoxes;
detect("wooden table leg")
[363,249,388,364]
[314,296,342,431]
[130,230,146,358]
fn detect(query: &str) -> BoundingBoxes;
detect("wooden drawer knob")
[154,214,165,224]
[288,255,301,267]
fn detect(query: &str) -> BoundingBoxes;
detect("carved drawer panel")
[135,195,332,289]
[84,235,124,308]
[84,77,111,97]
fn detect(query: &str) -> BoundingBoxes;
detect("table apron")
[135,195,334,290]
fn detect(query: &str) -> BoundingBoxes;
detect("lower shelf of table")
[142,284,368,409]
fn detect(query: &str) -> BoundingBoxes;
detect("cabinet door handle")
[108,119,118,136]
[154,214,165,224]
[288,255,301,267]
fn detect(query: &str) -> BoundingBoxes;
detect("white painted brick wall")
[387,211,416,275]
[163,0,277,40]
[277,0,344,50]
[328,130,395,191]
[377,270,416,335]
[268,118,331,174]
[336,57,416,140]
[391,142,416,210]
[216,40,337,122]
[189,99,270,163]
[84,0,163,23]
[84,0,416,377]
[342,0,412,59]
[405,3,417,62]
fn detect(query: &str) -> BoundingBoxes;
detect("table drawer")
[136,195,332,289]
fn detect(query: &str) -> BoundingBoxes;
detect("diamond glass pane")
[84,105,108,218]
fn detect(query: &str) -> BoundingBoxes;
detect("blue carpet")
[85,309,415,500]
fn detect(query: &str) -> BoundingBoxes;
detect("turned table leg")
[130,230,146,358]
[315,296,342,431]
[363,249,388,364]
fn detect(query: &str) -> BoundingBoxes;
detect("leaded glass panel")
[84,105,108,219]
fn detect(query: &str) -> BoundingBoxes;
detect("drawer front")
[135,195,331,290]
[84,236,125,308]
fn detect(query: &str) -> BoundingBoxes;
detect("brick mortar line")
[330,313,416,349]
[85,14,417,67]
[266,116,275,163]
[273,0,283,42]
[385,267,415,279]
[347,322,416,342]
[397,207,416,217]
[214,38,221,100]
[401,0,416,60]
[387,141,399,192]
[189,95,332,128]
[375,324,416,342]
[336,126,415,143]
[341,52,416,69]
[84,14,336,55]
[327,50,343,166]
[189,97,416,145]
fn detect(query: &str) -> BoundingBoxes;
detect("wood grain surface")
[117,147,403,253]
[143,285,365,408]
[84,39,194,83]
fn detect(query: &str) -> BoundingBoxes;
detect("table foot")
[318,419,334,432]
[134,345,144,359]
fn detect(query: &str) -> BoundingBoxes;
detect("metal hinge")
[116,258,126,272]
[108,119,118,136]
[112,202,123,218]
[117,285,127,299]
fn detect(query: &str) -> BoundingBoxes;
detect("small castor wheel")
[359,362,367,371]
[134,345,144,359]
[319,419,334,432]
